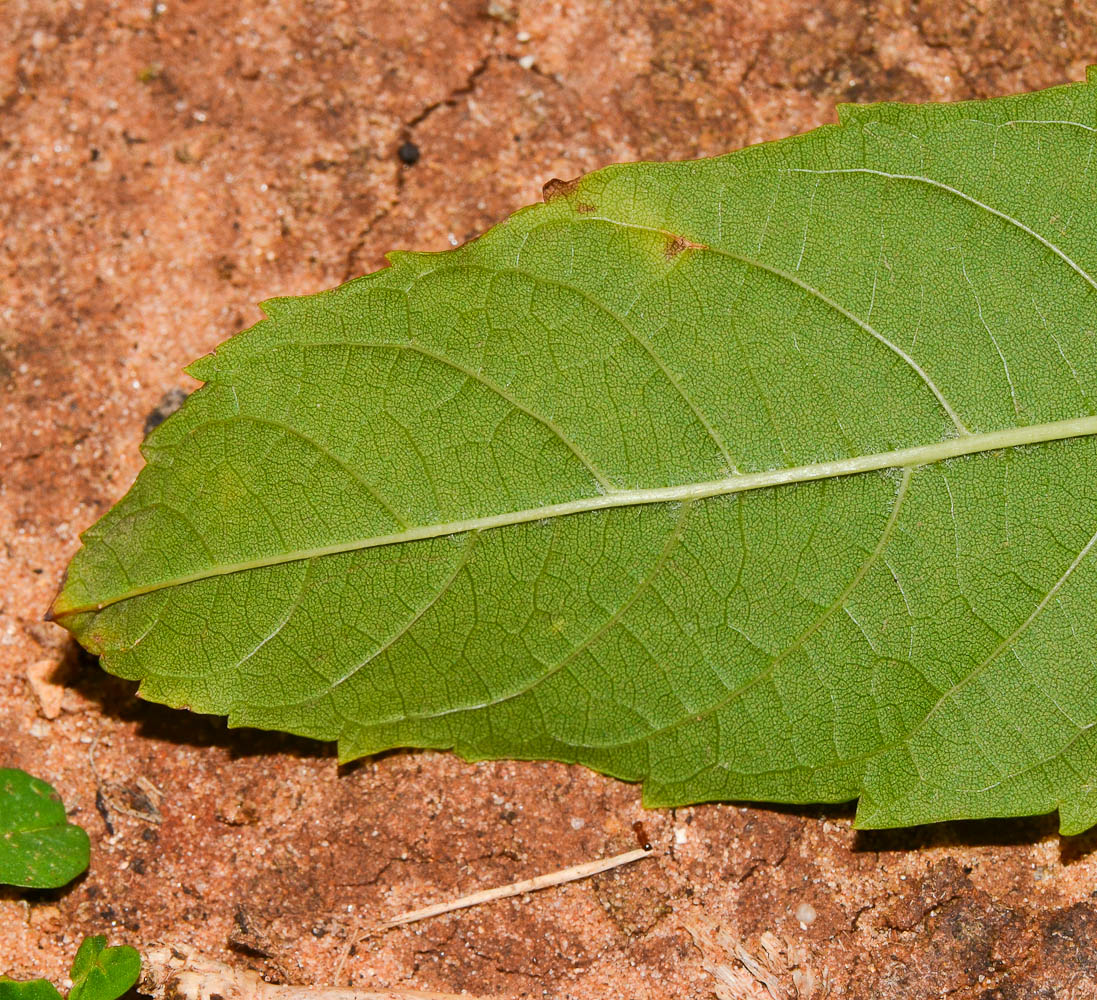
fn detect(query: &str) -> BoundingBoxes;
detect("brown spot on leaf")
[664,233,707,259]
[542,176,581,202]
[575,202,596,213]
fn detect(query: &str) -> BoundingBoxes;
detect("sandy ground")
[5,1,1097,997]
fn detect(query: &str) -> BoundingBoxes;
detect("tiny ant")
[632,820,652,852]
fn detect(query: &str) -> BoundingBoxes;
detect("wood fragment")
[733,941,786,1000]
[379,846,653,930]
[136,774,164,807]
[683,920,792,1000]
[142,945,499,1000]
[25,658,65,719]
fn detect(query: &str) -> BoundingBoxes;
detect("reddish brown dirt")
[4,2,1097,997]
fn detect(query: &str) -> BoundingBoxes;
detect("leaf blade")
[69,937,141,1000]
[0,769,90,890]
[54,72,1097,832]
[0,979,65,1000]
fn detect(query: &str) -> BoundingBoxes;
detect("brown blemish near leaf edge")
[542,176,581,202]
[542,176,706,258]
[542,178,594,211]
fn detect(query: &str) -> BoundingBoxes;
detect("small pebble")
[518,54,535,71]
[795,901,817,927]
[398,141,420,166]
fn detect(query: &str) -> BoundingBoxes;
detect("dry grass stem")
[141,945,500,1000]
[380,846,655,930]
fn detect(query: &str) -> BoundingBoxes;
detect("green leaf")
[51,70,1097,833]
[0,979,64,1000]
[0,769,90,889]
[68,937,140,1000]
[0,940,139,1000]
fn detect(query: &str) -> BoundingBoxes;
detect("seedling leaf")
[0,769,90,889]
[68,937,141,1000]
[0,980,64,1000]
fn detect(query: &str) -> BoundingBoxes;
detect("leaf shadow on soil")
[853,810,1097,866]
[0,873,88,906]
[64,642,335,762]
[757,800,1087,862]
[60,641,1097,864]
[855,814,1055,851]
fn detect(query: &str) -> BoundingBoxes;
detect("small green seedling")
[1,937,141,1000]
[0,982,67,1000]
[68,937,141,1000]
[1,775,136,999]
[0,768,89,889]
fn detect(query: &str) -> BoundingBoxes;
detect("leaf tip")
[257,295,297,319]
[1057,796,1097,837]
[181,354,215,380]
[44,567,72,624]
[850,792,886,831]
[834,102,860,126]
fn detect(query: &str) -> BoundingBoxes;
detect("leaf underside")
[54,70,1097,833]
[0,768,90,889]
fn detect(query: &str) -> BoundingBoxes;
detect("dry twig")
[333,845,654,982]
[380,845,654,929]
[142,944,500,1000]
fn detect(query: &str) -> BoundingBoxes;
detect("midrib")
[57,414,1097,616]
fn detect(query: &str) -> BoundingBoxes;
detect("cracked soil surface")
[6,1,1097,997]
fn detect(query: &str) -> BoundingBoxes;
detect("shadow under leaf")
[66,642,335,761]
